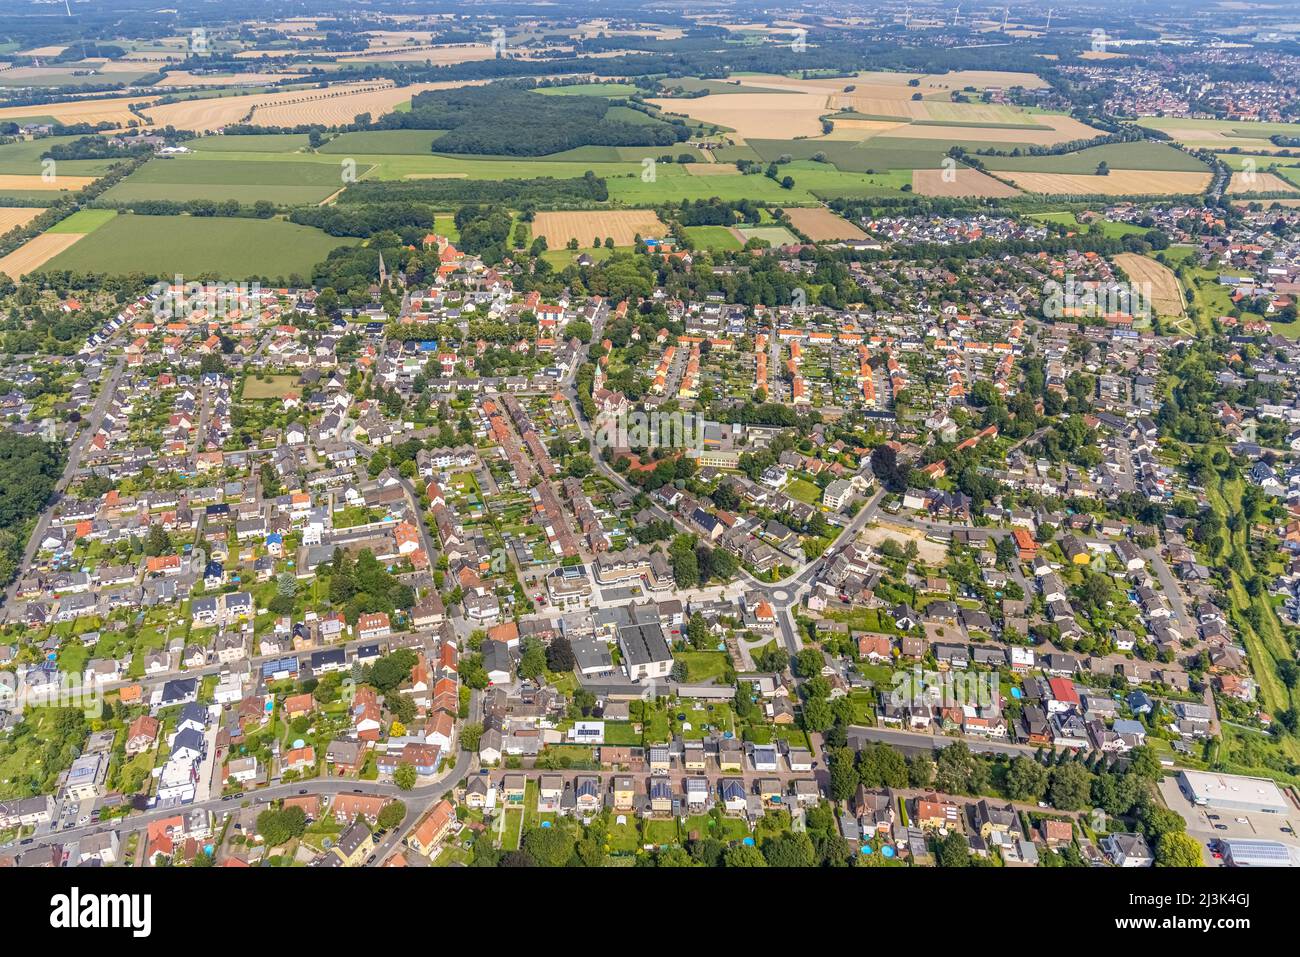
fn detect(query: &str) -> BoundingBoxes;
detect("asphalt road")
[3,354,126,608]
[14,690,480,863]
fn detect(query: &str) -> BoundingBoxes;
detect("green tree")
[938,831,971,867]
[723,843,768,867]
[1155,831,1204,867]
[377,800,406,830]
[256,806,307,846]
[1005,756,1049,802]
[524,824,577,867]
[393,763,417,790]
[1048,763,1093,811]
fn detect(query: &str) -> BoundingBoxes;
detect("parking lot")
[1158,777,1300,865]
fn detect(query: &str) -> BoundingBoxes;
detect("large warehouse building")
[1178,770,1292,815]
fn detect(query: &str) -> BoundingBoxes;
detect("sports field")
[38,214,358,278]
[683,226,742,251]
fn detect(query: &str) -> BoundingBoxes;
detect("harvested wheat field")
[1113,252,1185,317]
[143,80,472,132]
[822,118,910,139]
[1228,171,1299,194]
[1002,169,1211,196]
[875,113,1104,147]
[0,232,85,279]
[17,45,68,58]
[0,95,151,127]
[157,71,307,87]
[0,207,44,232]
[912,168,1021,198]
[648,92,831,140]
[533,210,668,248]
[782,206,868,242]
[0,174,97,191]
[336,43,498,64]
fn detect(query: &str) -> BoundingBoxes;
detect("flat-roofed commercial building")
[1179,770,1291,815]
[1221,839,1300,867]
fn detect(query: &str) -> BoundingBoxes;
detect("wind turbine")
[1002,7,1010,31]
[1045,8,1055,30]
[904,5,913,28]
[952,3,962,25]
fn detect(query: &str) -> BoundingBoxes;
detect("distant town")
[0,0,1296,875]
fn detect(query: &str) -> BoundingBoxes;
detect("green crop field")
[980,141,1209,173]
[746,136,1022,172]
[189,134,312,153]
[98,156,364,205]
[39,214,359,279]
[1216,152,1300,170]
[0,135,119,176]
[536,82,639,97]
[48,209,117,233]
[1029,210,1148,238]
[606,160,906,204]
[319,130,448,154]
